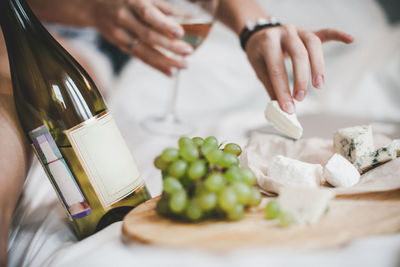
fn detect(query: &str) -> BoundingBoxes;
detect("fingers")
[298,30,325,89]
[282,26,309,101]
[116,8,193,56]
[314,29,354,44]
[107,27,187,76]
[261,30,295,114]
[152,0,187,17]
[247,56,277,100]
[127,0,183,38]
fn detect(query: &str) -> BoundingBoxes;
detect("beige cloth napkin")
[241,132,400,196]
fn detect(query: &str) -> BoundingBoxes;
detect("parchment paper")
[241,132,400,196]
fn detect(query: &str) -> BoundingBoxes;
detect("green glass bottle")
[0,0,150,239]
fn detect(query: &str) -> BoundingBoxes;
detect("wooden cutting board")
[122,190,400,251]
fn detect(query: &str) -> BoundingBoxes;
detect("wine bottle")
[0,0,150,239]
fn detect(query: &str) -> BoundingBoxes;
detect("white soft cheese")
[268,155,323,188]
[333,125,374,163]
[324,153,360,187]
[278,186,334,224]
[264,101,303,139]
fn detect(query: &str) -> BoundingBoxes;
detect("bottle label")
[29,125,92,219]
[65,111,144,209]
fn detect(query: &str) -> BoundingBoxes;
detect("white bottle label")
[66,111,144,208]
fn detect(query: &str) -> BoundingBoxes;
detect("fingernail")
[283,101,295,114]
[171,27,184,38]
[294,90,306,101]
[315,74,324,89]
[181,45,193,55]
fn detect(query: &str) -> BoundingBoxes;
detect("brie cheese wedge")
[268,155,323,188]
[264,101,303,139]
[278,186,334,224]
[324,153,360,187]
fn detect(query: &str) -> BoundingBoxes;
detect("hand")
[245,24,354,113]
[90,0,193,76]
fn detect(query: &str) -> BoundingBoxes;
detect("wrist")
[239,17,281,51]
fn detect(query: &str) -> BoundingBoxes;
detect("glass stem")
[164,69,181,122]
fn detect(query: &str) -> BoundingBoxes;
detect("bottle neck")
[0,0,34,31]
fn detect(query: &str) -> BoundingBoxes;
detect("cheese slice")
[333,125,374,163]
[278,186,334,224]
[268,155,323,189]
[324,153,360,187]
[264,101,303,139]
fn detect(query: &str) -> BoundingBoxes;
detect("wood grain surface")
[122,191,400,251]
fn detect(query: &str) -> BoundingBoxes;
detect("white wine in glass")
[141,0,218,136]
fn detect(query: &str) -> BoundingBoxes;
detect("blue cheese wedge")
[268,155,323,188]
[264,101,303,139]
[353,144,396,173]
[278,186,334,224]
[324,153,360,187]
[333,125,374,163]
[388,139,400,157]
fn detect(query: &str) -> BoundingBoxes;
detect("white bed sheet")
[7,0,400,266]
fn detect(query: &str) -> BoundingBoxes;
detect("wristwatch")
[239,17,281,51]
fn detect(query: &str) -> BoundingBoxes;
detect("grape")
[227,204,244,220]
[194,182,207,196]
[156,195,170,216]
[279,211,294,227]
[168,160,188,178]
[204,173,225,192]
[265,200,280,219]
[224,166,242,182]
[161,148,179,163]
[218,187,237,212]
[179,145,199,162]
[178,136,194,148]
[232,182,251,205]
[192,137,204,147]
[154,156,169,171]
[163,177,183,194]
[169,190,187,213]
[249,187,262,206]
[188,160,207,180]
[186,199,203,221]
[204,149,223,164]
[218,152,239,168]
[223,143,242,156]
[201,144,215,157]
[203,136,219,148]
[198,192,217,211]
[180,175,194,187]
[239,168,256,186]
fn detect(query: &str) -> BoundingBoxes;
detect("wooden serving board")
[122,191,400,251]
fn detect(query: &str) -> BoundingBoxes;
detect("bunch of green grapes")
[154,136,261,221]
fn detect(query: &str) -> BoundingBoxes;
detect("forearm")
[216,0,269,35]
[0,33,31,267]
[27,0,95,27]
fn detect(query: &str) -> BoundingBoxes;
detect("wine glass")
[141,0,218,136]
